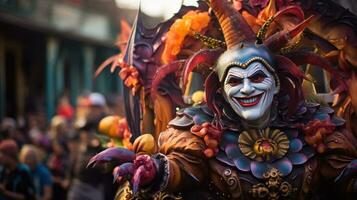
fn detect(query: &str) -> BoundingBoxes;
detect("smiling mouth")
[234,93,263,107]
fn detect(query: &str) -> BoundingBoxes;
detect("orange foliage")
[118,64,141,95]
[242,0,278,33]
[242,11,261,33]
[161,11,210,64]
[257,0,277,25]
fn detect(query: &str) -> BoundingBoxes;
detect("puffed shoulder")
[158,127,207,158]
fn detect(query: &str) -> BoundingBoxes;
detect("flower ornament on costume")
[220,127,314,179]
[238,128,289,162]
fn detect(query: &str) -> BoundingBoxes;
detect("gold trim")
[192,32,226,49]
[256,16,275,44]
[226,57,281,93]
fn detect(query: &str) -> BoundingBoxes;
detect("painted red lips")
[234,93,263,107]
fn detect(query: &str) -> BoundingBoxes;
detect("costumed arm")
[152,127,208,192]
[126,127,208,195]
[88,127,208,197]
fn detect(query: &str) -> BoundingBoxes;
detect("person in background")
[86,92,118,200]
[56,96,74,122]
[47,141,70,200]
[27,114,44,146]
[67,93,115,200]
[67,129,105,200]
[0,118,20,144]
[73,94,91,130]
[0,139,35,200]
[49,115,69,143]
[85,93,107,131]
[19,145,52,200]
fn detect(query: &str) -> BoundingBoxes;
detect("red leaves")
[95,53,142,95]
[302,119,336,153]
[119,65,141,94]
[190,122,222,158]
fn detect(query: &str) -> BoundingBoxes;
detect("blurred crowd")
[0,92,124,200]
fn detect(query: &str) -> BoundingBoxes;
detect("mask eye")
[227,77,243,86]
[249,71,266,83]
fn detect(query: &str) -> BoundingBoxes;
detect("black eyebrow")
[248,70,267,78]
[227,76,243,81]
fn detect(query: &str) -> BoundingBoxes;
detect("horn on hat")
[209,0,255,49]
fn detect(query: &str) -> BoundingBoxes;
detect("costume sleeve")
[156,127,208,192]
[133,128,208,193]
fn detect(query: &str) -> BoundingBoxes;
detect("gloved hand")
[87,148,156,193]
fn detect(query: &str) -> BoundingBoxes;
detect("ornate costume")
[91,0,357,199]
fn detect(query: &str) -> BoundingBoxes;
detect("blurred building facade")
[0,0,124,120]
[0,0,356,121]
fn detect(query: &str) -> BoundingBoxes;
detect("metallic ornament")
[238,128,290,161]
[256,16,275,44]
[250,168,295,200]
[192,32,226,49]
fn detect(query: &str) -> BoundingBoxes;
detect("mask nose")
[240,78,255,95]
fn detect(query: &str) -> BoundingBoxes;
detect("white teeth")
[239,97,258,104]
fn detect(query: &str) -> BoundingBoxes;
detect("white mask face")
[223,61,277,121]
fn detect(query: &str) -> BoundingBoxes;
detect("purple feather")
[87,147,135,167]
[113,163,136,183]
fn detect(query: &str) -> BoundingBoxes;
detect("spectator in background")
[47,141,70,200]
[49,115,69,143]
[67,129,104,200]
[0,118,16,141]
[85,93,107,131]
[67,93,116,200]
[27,114,43,145]
[106,95,125,116]
[19,145,52,200]
[56,96,74,121]
[0,139,35,200]
[26,114,52,156]
[73,94,91,130]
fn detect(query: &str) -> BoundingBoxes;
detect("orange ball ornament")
[98,116,133,149]
[98,116,121,138]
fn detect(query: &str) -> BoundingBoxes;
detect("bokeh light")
[115,0,199,19]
